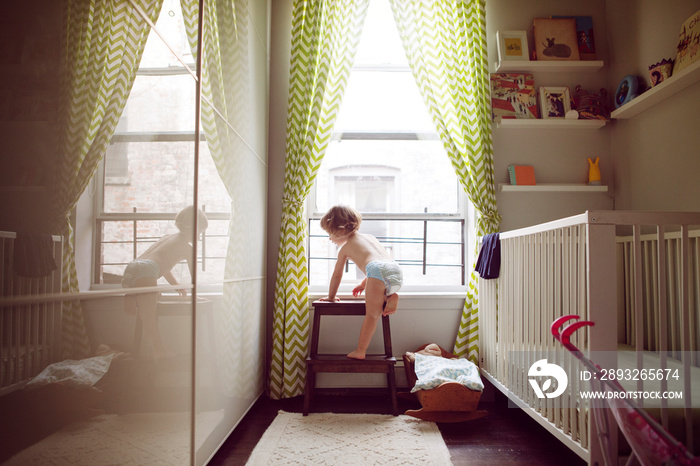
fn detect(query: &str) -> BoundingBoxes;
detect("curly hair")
[175,206,209,234]
[320,205,362,236]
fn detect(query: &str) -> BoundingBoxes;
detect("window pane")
[309,0,467,290]
[335,71,434,132]
[309,218,464,288]
[103,141,230,215]
[315,140,459,215]
[119,74,196,133]
[354,0,406,66]
[139,4,194,68]
[98,217,229,286]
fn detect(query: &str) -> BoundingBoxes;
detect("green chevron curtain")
[55,0,162,358]
[181,0,261,397]
[269,0,369,399]
[389,0,500,363]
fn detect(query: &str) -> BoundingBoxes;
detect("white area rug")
[5,410,223,465]
[246,411,453,465]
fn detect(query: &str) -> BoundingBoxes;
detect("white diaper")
[365,260,403,296]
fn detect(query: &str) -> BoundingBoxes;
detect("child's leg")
[348,278,386,360]
[383,293,399,316]
[124,293,137,315]
[134,278,174,360]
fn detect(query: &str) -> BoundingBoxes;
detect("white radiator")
[0,231,63,394]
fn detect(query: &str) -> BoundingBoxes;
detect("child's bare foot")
[347,350,365,360]
[383,293,399,316]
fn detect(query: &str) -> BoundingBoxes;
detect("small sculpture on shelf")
[614,75,647,109]
[649,58,674,87]
[573,84,610,120]
[588,157,601,185]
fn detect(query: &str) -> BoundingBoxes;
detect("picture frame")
[490,73,538,120]
[497,30,530,62]
[552,16,597,60]
[539,87,571,119]
[533,18,580,61]
[672,9,700,75]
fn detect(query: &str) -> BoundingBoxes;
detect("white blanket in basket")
[411,353,484,393]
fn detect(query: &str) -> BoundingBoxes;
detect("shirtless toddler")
[320,205,402,359]
[122,206,208,359]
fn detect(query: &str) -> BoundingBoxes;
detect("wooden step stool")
[303,299,398,416]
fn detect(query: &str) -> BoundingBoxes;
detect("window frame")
[91,64,231,290]
[306,131,472,295]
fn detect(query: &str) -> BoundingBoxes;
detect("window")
[308,0,469,292]
[94,6,230,288]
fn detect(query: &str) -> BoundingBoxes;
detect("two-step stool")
[303,299,398,416]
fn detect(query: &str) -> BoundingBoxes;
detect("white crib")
[0,231,63,395]
[478,211,700,465]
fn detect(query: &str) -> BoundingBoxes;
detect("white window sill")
[307,290,467,310]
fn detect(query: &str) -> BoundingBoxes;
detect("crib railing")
[478,211,700,465]
[0,231,63,394]
[618,229,700,361]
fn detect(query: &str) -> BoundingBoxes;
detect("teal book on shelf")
[508,165,536,185]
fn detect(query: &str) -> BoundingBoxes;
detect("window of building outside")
[95,6,230,288]
[308,0,470,293]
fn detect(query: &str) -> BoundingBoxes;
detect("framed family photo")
[539,87,571,119]
[497,30,530,62]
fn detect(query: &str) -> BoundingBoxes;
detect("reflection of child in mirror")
[319,205,403,360]
[122,206,208,359]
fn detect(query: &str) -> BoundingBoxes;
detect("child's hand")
[178,289,187,297]
[352,284,365,297]
[320,296,340,302]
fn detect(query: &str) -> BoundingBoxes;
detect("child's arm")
[163,270,187,297]
[177,243,194,297]
[352,277,367,297]
[322,251,347,301]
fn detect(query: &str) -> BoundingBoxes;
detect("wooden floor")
[208,388,587,465]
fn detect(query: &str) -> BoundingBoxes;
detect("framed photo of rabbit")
[533,18,580,61]
[539,87,571,119]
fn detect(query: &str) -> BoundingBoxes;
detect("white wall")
[606,0,700,211]
[486,0,615,231]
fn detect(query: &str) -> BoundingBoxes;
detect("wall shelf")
[499,183,608,193]
[495,119,607,129]
[495,60,604,73]
[611,60,700,119]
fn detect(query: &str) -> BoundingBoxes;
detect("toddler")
[122,206,208,359]
[320,205,402,359]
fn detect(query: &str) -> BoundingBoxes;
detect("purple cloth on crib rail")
[13,232,57,278]
[475,233,500,279]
